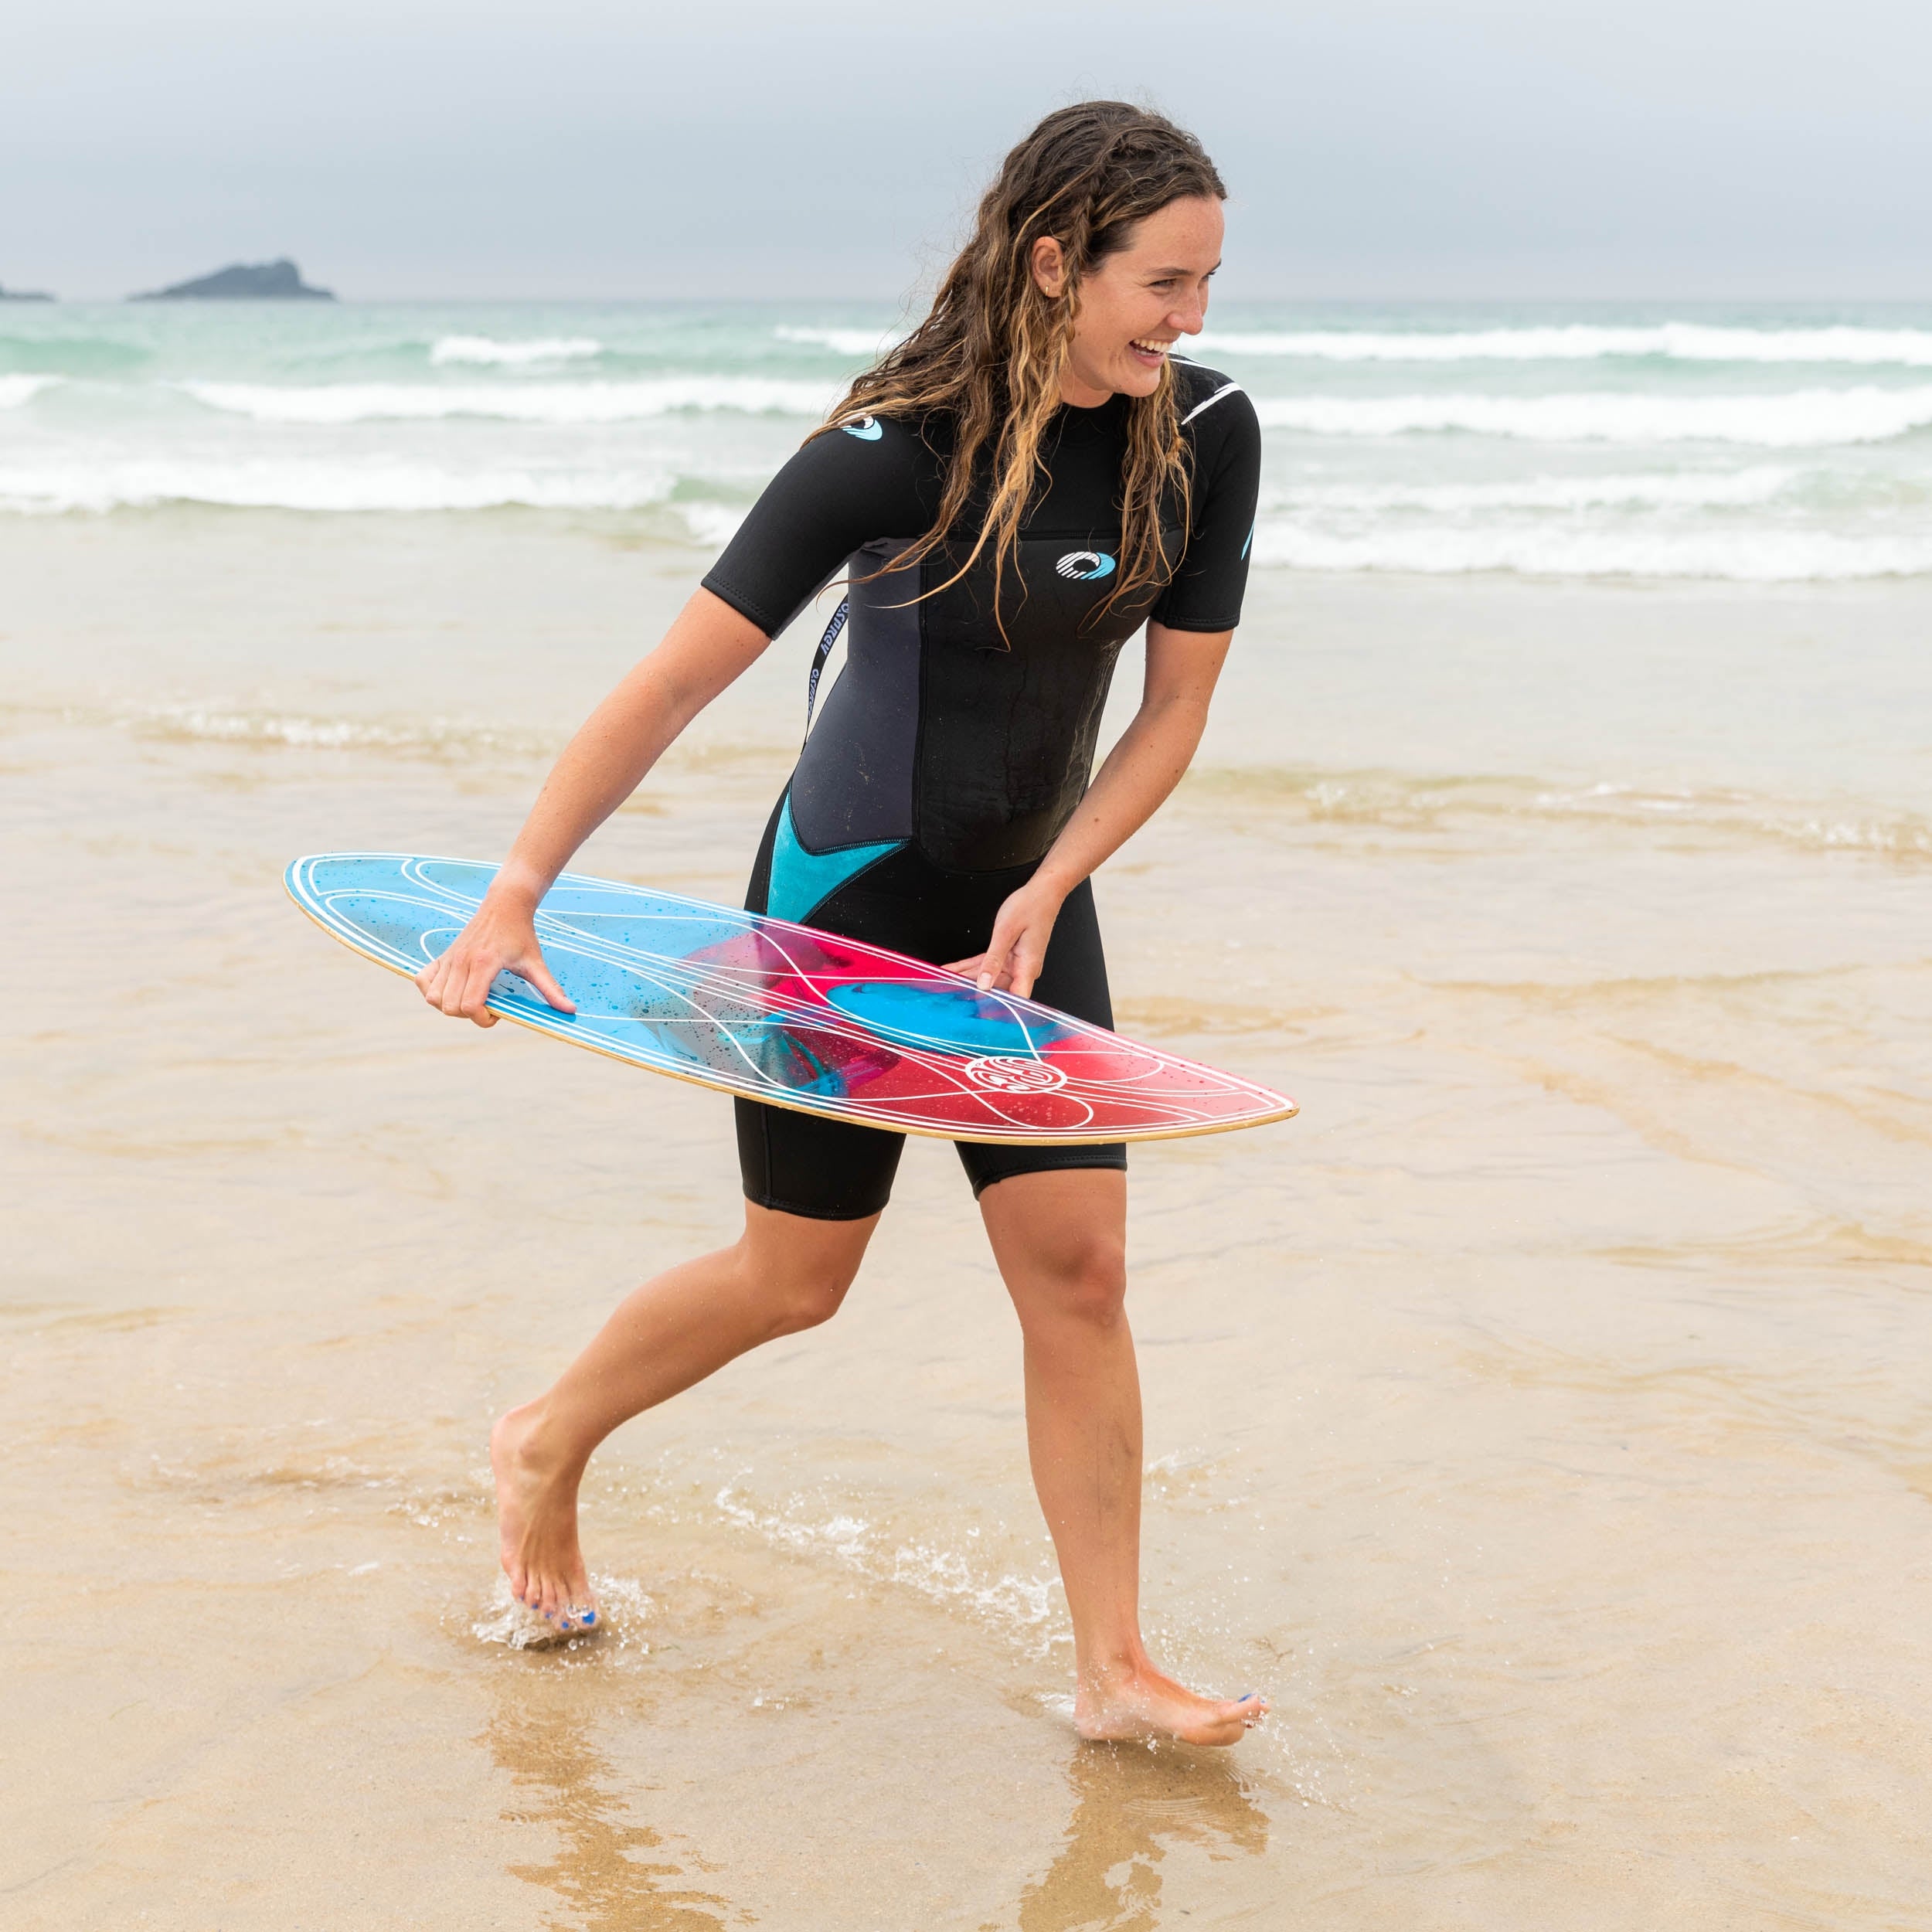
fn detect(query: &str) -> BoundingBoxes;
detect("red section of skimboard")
[286,852,1297,1146]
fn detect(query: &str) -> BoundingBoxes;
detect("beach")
[5,307,1931,1927]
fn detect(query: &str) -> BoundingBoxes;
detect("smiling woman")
[415,100,1266,1747]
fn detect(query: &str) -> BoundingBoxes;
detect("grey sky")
[5,0,1930,301]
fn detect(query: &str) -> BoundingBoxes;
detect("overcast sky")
[5,0,1930,302]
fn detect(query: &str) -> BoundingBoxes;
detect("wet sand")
[4,514,1930,1928]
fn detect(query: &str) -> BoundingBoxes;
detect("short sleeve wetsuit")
[702,359,1262,1219]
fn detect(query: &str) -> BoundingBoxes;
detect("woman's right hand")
[413,890,576,1029]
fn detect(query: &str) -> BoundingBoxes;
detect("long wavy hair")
[818,101,1225,636]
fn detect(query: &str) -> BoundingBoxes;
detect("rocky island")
[0,282,55,301]
[131,259,335,301]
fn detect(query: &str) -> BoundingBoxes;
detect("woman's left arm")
[952,621,1234,996]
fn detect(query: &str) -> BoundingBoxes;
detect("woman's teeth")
[1131,339,1170,355]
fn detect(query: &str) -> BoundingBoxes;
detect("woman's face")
[1036,194,1225,407]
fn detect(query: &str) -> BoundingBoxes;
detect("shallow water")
[3,513,1930,1927]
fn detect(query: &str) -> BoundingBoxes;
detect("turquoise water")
[6,299,1932,579]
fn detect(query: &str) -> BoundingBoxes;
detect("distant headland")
[0,282,55,301]
[131,259,335,302]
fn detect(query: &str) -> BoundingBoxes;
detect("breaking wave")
[177,376,836,423]
[0,457,683,515]
[428,335,602,366]
[0,373,61,408]
[1251,386,1932,446]
[774,323,903,357]
[1196,323,1932,365]
[1269,467,1800,512]
[1250,520,1932,580]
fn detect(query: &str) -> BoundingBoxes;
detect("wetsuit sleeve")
[701,420,933,638]
[1149,386,1262,633]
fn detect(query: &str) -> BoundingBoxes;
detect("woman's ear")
[1030,234,1068,298]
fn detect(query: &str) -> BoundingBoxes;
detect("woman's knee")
[1015,1227,1129,1331]
[767,1267,854,1335]
[737,1206,872,1335]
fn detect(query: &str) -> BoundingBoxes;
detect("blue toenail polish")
[583,1611,596,1624]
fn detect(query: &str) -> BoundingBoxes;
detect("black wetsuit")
[702,359,1261,1219]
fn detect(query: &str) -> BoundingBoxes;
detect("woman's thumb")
[525,953,577,1014]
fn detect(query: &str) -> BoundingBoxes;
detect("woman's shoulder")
[1170,358,1253,433]
[804,406,951,482]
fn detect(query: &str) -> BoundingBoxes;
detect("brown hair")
[819,100,1226,634]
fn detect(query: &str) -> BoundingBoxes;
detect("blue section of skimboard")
[822,981,1059,1058]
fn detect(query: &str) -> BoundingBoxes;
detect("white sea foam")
[177,376,836,423]
[429,334,602,366]
[1250,519,1932,580]
[130,703,549,753]
[774,324,903,357]
[0,374,61,408]
[713,1485,1060,1646]
[1196,323,1932,365]
[1270,467,1799,513]
[0,457,683,515]
[1251,386,1932,447]
[678,502,747,546]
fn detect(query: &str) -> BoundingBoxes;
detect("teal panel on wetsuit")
[767,794,902,924]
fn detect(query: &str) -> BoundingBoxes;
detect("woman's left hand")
[947,876,1070,998]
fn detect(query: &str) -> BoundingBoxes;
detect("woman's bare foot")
[1074,1659,1267,1747]
[490,1403,599,1634]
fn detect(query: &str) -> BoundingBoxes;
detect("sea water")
[3,301,1930,1929]
[8,298,1932,579]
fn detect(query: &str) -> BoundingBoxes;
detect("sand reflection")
[1017,1743,1269,1931]
[485,1696,728,1932]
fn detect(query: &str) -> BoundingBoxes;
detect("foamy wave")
[1250,519,1932,580]
[774,324,903,357]
[429,334,601,366]
[178,376,836,424]
[0,457,685,515]
[1253,387,1932,446]
[713,1485,1060,1646]
[1271,467,1798,513]
[1193,767,1932,862]
[679,502,747,546]
[0,374,60,408]
[471,1573,654,1651]
[131,703,555,756]
[1197,323,1932,365]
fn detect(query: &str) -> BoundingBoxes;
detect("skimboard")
[286,852,1295,1145]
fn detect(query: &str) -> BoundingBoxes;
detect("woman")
[419,101,1266,1747]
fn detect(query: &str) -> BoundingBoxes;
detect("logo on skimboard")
[964,1056,1069,1094]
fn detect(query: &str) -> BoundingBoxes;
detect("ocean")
[4,299,1930,1928]
[8,298,1932,580]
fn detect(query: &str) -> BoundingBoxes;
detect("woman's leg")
[978,1168,1266,1746]
[492,1201,879,1626]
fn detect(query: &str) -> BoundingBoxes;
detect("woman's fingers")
[1005,937,1044,1000]
[417,923,570,1031]
[975,939,1013,995]
[516,950,577,1015]
[460,954,502,1026]
[972,883,1066,998]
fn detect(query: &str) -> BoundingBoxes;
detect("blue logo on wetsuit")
[842,416,883,441]
[1054,549,1116,581]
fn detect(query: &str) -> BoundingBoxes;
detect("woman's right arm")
[415,587,770,1027]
